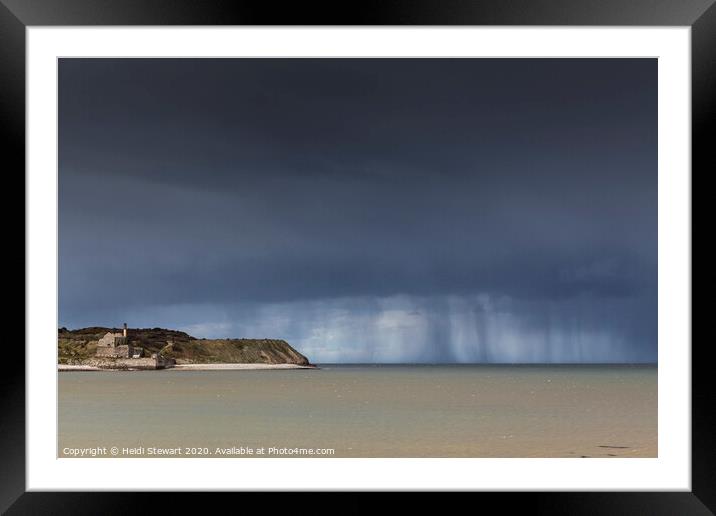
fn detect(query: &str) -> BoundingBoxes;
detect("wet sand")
[58,364,657,458]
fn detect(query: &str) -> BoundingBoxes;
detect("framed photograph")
[6,0,708,512]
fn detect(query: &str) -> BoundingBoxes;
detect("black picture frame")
[3,0,709,513]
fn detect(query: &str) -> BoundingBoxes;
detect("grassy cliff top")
[58,327,310,366]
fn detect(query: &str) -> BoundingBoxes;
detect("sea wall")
[154,354,176,369]
[70,356,175,370]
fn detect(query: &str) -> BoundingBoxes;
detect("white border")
[27,27,691,491]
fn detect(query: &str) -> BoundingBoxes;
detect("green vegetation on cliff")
[57,327,310,366]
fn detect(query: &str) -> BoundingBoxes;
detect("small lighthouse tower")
[123,323,128,337]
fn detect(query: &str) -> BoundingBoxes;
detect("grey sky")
[59,58,657,363]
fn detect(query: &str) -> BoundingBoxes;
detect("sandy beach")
[171,363,316,371]
[58,364,102,371]
[59,363,316,372]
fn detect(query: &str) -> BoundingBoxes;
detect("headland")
[58,325,313,371]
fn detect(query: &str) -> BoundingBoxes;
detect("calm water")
[58,364,657,458]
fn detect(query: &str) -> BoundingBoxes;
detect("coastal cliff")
[58,327,311,366]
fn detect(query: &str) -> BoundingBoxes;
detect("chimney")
[123,323,127,337]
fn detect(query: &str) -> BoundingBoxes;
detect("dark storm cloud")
[59,58,656,362]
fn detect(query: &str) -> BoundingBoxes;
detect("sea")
[58,364,657,458]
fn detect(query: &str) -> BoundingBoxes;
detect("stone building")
[95,323,144,359]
